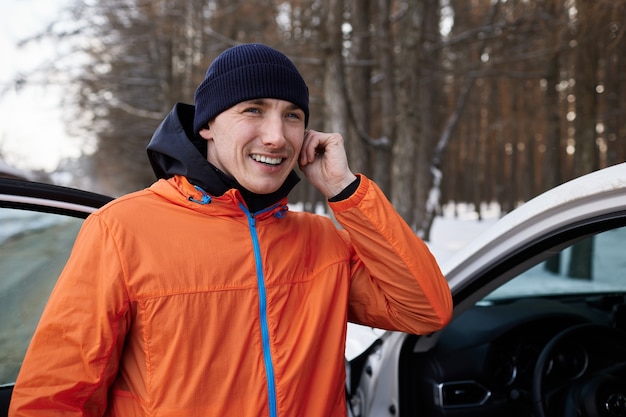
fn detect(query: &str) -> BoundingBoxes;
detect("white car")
[1,163,625,417]
[346,162,626,417]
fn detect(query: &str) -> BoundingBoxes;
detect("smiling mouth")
[251,154,283,166]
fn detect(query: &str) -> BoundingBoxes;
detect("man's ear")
[198,127,212,140]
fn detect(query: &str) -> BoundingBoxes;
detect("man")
[10,43,452,416]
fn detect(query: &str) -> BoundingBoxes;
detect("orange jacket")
[10,174,452,417]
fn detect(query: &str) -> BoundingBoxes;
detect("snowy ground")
[0,209,68,245]
[428,202,501,263]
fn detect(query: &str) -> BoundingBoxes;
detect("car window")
[484,226,626,301]
[0,207,82,385]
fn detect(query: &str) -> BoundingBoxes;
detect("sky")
[0,0,79,172]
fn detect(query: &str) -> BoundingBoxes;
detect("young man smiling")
[199,97,356,199]
[10,44,452,417]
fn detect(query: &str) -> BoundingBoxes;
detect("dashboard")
[397,295,626,417]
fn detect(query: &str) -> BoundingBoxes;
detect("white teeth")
[251,154,282,165]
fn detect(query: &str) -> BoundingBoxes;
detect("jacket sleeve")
[9,213,130,417]
[330,175,453,335]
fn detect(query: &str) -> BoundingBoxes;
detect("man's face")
[198,98,306,195]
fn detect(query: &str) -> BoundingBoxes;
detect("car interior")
[380,216,626,417]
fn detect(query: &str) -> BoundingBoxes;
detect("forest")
[19,0,626,239]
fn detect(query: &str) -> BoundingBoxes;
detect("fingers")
[298,129,356,197]
[300,129,318,166]
[299,129,340,166]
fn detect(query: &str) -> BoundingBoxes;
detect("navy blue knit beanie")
[193,43,309,135]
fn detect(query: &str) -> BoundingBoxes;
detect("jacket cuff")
[328,174,369,212]
[328,176,361,202]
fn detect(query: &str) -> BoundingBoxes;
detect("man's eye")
[286,112,302,119]
[244,107,262,114]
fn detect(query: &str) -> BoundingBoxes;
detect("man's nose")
[260,115,287,147]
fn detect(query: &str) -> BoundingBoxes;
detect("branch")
[419,75,476,237]
[433,76,475,166]
[107,97,164,120]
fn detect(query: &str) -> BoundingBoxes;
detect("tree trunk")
[391,0,420,224]
[347,0,371,175]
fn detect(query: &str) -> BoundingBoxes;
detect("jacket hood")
[147,103,214,190]
[146,103,299,212]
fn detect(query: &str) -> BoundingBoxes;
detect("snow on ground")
[428,202,501,264]
[0,209,67,245]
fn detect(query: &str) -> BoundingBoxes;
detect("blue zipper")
[242,204,278,417]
